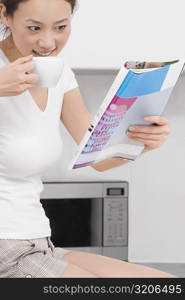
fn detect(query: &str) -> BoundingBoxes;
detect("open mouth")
[32,49,56,56]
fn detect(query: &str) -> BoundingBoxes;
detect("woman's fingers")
[127,131,168,141]
[130,137,164,151]
[14,55,33,65]
[128,125,170,135]
[128,116,170,135]
[12,55,33,69]
[145,62,165,68]
[144,115,169,126]
[23,73,39,84]
[127,116,171,151]
[128,125,170,136]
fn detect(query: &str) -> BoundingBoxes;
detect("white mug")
[32,57,64,88]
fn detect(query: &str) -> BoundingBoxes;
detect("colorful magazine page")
[68,60,184,170]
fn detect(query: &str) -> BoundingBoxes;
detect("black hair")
[0,0,77,16]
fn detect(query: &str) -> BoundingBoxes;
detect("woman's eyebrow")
[25,18,68,24]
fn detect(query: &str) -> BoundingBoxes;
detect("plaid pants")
[0,237,72,278]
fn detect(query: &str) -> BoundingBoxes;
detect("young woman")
[0,0,173,278]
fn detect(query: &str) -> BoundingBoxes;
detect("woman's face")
[1,0,72,57]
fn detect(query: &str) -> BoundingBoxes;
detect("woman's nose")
[38,34,56,50]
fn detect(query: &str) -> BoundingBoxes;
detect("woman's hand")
[0,55,39,97]
[127,116,170,153]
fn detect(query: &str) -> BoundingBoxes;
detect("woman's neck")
[0,35,22,62]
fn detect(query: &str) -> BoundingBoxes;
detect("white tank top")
[0,49,78,239]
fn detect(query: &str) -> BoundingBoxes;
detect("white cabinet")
[62,0,185,69]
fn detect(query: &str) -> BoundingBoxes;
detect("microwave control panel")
[103,194,128,247]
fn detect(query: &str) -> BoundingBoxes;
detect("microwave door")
[41,198,103,248]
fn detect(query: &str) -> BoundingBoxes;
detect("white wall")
[63,0,185,69]
[129,73,185,262]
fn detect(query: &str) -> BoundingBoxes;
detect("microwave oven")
[40,181,128,261]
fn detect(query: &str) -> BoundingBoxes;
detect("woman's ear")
[0,4,10,28]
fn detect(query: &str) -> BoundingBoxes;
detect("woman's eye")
[56,25,67,31]
[27,25,67,32]
[28,26,40,32]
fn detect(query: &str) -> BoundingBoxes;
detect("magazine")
[68,59,185,169]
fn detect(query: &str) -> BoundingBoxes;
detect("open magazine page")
[68,60,184,170]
